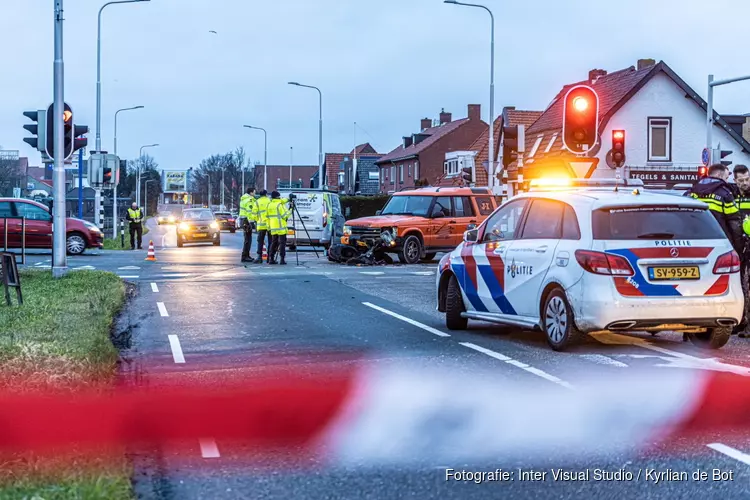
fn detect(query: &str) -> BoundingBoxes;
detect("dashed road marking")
[73,265,96,270]
[150,283,159,293]
[157,302,169,317]
[362,302,450,337]
[119,275,139,279]
[199,438,221,458]
[360,271,385,276]
[168,335,185,363]
[118,266,140,270]
[460,342,574,389]
[580,354,628,368]
[410,271,434,276]
[707,443,750,465]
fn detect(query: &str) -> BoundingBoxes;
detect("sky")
[2,0,749,171]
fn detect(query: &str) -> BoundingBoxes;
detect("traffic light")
[611,130,625,167]
[698,166,708,178]
[562,85,599,154]
[73,125,89,154]
[46,102,74,160]
[711,148,732,167]
[22,110,46,152]
[461,166,473,185]
[103,165,113,185]
[502,124,519,170]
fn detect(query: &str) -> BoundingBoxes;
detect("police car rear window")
[592,206,726,240]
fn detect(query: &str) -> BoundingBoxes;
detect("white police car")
[436,178,744,351]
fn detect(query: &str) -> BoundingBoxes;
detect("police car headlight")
[343,225,352,236]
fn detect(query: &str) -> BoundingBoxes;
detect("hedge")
[340,195,390,220]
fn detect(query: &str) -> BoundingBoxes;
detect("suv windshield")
[381,195,433,217]
[592,206,726,240]
[182,210,214,221]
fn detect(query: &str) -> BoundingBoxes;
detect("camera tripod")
[288,197,319,266]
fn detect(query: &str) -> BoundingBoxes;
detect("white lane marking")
[199,438,221,458]
[360,271,385,276]
[118,275,139,279]
[118,266,141,270]
[168,334,185,363]
[363,302,450,337]
[157,302,169,317]
[150,283,159,293]
[591,332,750,376]
[162,273,192,277]
[73,265,96,270]
[410,271,434,276]
[580,354,629,368]
[460,342,574,389]
[161,234,167,249]
[707,443,750,465]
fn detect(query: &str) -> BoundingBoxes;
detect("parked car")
[213,211,237,233]
[342,187,499,264]
[0,198,103,255]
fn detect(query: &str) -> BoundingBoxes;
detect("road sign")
[568,158,599,178]
[702,148,710,166]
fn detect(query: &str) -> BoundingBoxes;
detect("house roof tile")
[375,118,471,165]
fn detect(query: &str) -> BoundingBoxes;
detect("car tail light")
[713,250,741,274]
[575,250,634,276]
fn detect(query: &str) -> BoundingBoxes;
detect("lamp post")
[95,0,150,154]
[444,0,494,192]
[144,179,156,218]
[243,125,267,191]
[113,105,143,238]
[288,82,323,189]
[137,143,158,206]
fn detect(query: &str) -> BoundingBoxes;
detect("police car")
[436,178,743,351]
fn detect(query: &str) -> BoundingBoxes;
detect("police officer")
[239,187,257,263]
[731,165,750,337]
[685,163,743,251]
[126,202,144,250]
[267,191,290,265]
[254,190,272,263]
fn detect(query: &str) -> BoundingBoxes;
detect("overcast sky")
[3,0,749,170]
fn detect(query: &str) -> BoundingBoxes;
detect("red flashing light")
[698,166,708,178]
[613,130,624,140]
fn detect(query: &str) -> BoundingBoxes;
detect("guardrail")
[1,217,26,265]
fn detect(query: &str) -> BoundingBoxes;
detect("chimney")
[637,58,656,71]
[403,136,413,148]
[420,118,432,131]
[743,117,750,143]
[439,108,452,125]
[588,69,607,84]
[467,104,481,121]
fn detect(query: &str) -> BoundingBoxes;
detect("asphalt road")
[21,220,750,498]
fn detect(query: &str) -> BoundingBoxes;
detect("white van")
[278,189,345,248]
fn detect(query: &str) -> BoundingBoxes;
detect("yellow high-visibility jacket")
[255,196,271,230]
[266,199,290,236]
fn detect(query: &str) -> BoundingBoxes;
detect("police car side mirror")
[464,229,478,243]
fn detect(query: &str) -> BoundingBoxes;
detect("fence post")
[120,219,125,248]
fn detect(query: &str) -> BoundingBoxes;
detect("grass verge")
[0,270,131,499]
[103,217,152,250]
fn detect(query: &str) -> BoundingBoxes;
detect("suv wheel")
[398,235,422,265]
[66,233,86,255]
[543,288,584,351]
[687,327,731,349]
[446,275,468,330]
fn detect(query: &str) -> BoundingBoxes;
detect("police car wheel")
[398,235,422,265]
[446,275,468,330]
[543,288,583,351]
[687,327,731,349]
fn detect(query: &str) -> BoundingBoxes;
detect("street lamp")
[112,105,144,238]
[444,0,495,192]
[95,0,150,154]
[288,82,323,189]
[143,179,156,218]
[137,143,158,206]
[244,125,267,191]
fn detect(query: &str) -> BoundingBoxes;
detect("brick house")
[253,164,318,191]
[508,58,750,193]
[374,104,487,193]
[467,107,542,187]
[342,143,384,195]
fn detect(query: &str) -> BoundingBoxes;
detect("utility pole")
[289,147,293,187]
[352,122,357,194]
[52,0,67,278]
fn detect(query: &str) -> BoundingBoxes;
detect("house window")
[408,164,412,177]
[414,161,419,180]
[391,166,395,182]
[445,159,460,176]
[648,117,672,162]
[399,165,404,183]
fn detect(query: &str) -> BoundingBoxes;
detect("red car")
[0,198,104,255]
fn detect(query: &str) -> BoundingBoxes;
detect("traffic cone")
[145,240,157,261]
[262,247,268,262]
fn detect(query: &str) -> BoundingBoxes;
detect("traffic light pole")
[706,73,750,166]
[52,0,67,278]
[78,148,84,218]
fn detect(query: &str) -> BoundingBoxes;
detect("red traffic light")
[698,166,708,178]
[562,85,599,154]
[613,130,624,140]
[611,129,626,167]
